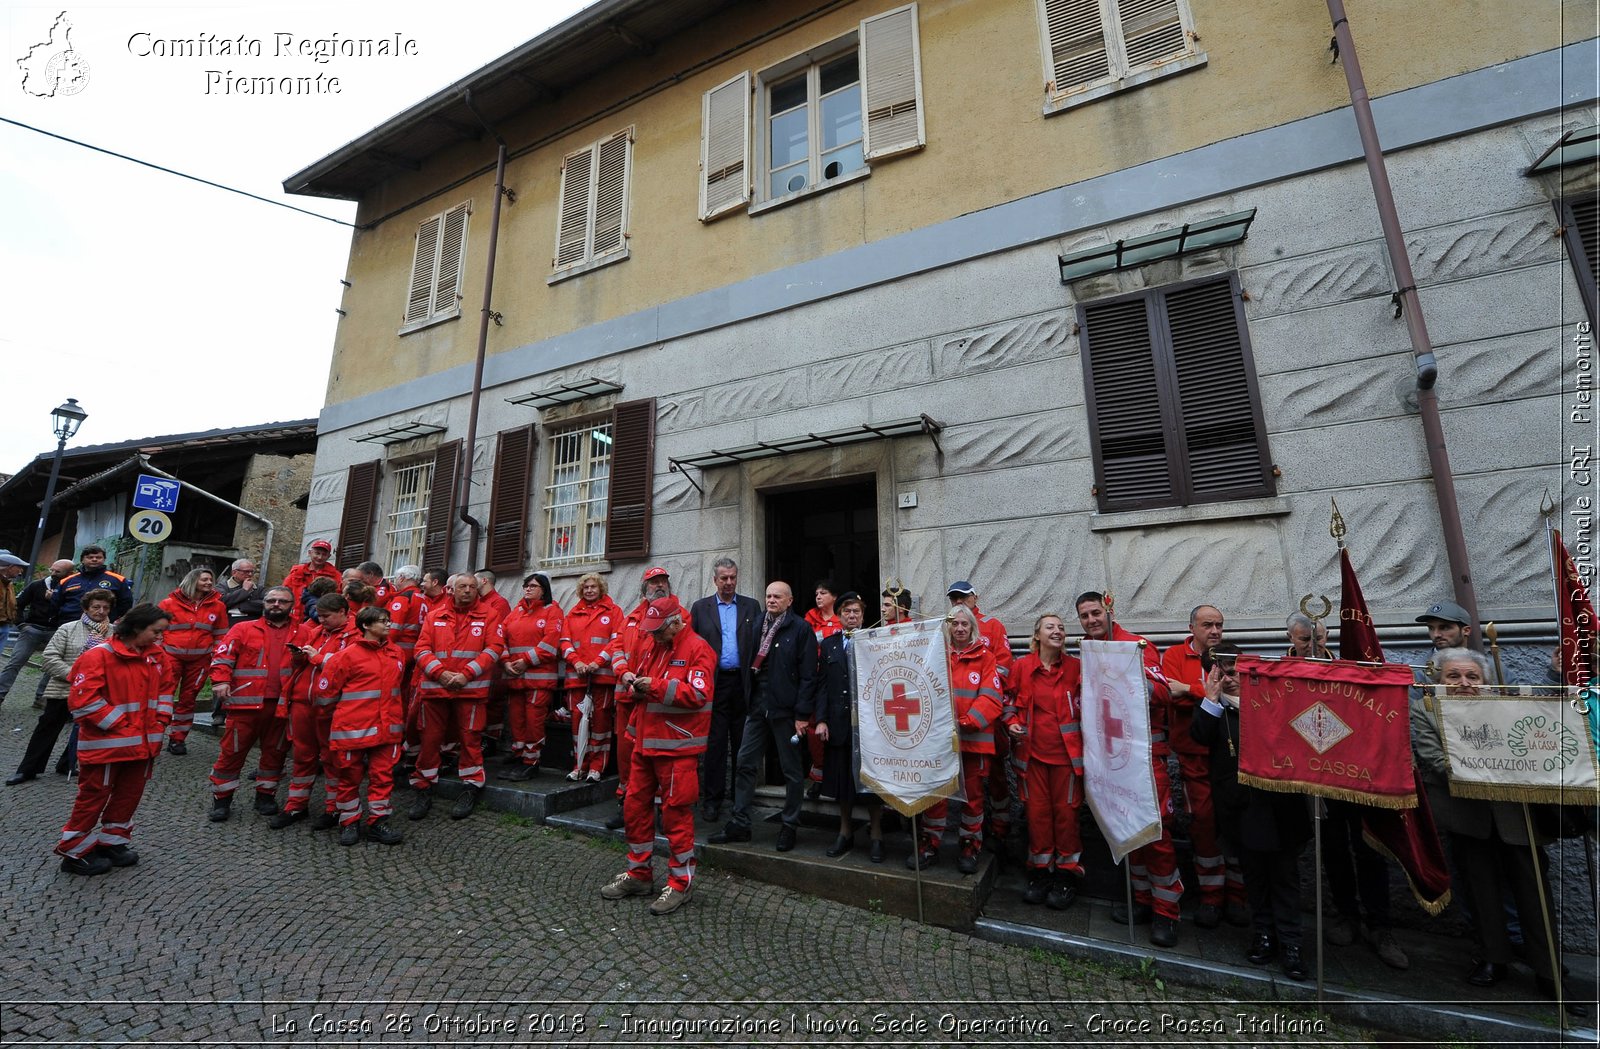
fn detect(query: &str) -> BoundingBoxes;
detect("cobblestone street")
[0,666,1382,1047]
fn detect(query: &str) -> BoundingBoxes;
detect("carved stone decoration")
[1246,244,1390,317]
[938,410,1085,469]
[1456,472,1562,610]
[656,394,705,433]
[308,472,350,505]
[941,518,1088,626]
[1406,210,1559,284]
[1101,521,1288,623]
[935,312,1070,377]
[892,528,944,618]
[809,341,932,402]
[1271,361,1399,426]
[707,373,797,423]
[1439,334,1558,405]
[1284,489,1445,616]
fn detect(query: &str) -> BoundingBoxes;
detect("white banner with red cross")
[850,619,962,817]
[1079,639,1163,863]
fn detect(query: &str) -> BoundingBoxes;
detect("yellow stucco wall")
[323,0,1580,406]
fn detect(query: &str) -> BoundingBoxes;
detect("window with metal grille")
[1037,0,1200,103]
[383,459,434,576]
[1078,273,1274,512]
[543,419,612,566]
[1559,195,1599,327]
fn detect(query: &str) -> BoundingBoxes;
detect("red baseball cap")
[642,596,679,631]
[643,566,669,581]
[309,539,332,552]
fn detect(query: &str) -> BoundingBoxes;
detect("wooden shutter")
[486,425,535,574]
[1116,0,1189,70]
[335,461,381,566]
[1562,196,1600,327]
[592,129,632,257]
[1164,277,1273,502]
[700,72,751,220]
[421,439,462,573]
[860,4,925,161]
[433,202,469,316]
[1041,0,1112,96]
[404,215,441,324]
[555,146,594,269]
[1080,297,1178,510]
[604,398,656,561]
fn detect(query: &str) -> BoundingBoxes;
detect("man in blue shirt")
[689,557,760,822]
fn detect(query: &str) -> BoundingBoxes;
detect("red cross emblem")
[883,682,922,734]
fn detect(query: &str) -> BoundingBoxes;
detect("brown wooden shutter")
[335,460,381,566]
[421,440,462,573]
[1562,196,1599,327]
[1080,296,1178,511]
[604,398,656,561]
[486,425,535,574]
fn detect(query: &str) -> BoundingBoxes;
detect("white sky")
[0,0,590,475]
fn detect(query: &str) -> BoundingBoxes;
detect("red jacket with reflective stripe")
[1005,652,1083,769]
[1159,636,1208,756]
[286,619,356,705]
[948,644,1004,755]
[282,561,341,621]
[320,637,407,750]
[502,598,564,690]
[631,625,716,758]
[1110,622,1173,757]
[415,598,505,701]
[68,637,172,765]
[158,590,229,661]
[805,608,842,642]
[973,608,1013,682]
[383,587,425,662]
[211,618,298,709]
[560,597,623,687]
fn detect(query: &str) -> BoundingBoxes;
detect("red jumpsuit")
[1161,636,1245,909]
[281,619,353,817]
[321,636,407,826]
[501,596,564,769]
[158,589,229,745]
[412,598,504,791]
[1110,623,1186,920]
[282,561,341,622]
[208,618,295,803]
[57,638,172,859]
[621,625,716,893]
[560,596,622,778]
[1006,651,1085,875]
[921,644,1004,860]
[973,607,1015,846]
[610,596,662,800]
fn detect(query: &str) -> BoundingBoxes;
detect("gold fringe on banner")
[1446,780,1600,806]
[864,771,962,819]
[1360,830,1453,916]
[1238,771,1417,809]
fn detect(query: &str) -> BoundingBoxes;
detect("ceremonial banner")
[851,619,961,817]
[1338,547,1384,662]
[1360,774,1453,915]
[1431,686,1600,804]
[1079,639,1162,862]
[1553,528,1597,687]
[1237,655,1417,808]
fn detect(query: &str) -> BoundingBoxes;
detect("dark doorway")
[764,479,879,617]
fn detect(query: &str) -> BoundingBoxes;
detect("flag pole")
[1104,590,1137,946]
[1522,801,1566,1028]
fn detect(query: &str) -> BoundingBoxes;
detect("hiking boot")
[450,787,480,820]
[338,823,361,846]
[311,811,338,831]
[1023,871,1050,905]
[59,853,113,877]
[208,797,232,823]
[649,885,691,915]
[604,806,626,831]
[499,764,535,782]
[166,739,187,756]
[601,872,654,900]
[1150,916,1179,948]
[407,791,433,821]
[253,791,278,816]
[1111,901,1151,925]
[1045,874,1077,911]
[957,844,980,875]
[1366,926,1410,970]
[97,844,139,868]
[269,809,307,830]
[367,818,403,846]
[1194,902,1221,928]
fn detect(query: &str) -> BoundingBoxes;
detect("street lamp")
[25,398,88,573]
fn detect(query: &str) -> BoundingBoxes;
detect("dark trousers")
[1322,799,1392,928]
[1451,831,1557,978]
[730,703,804,830]
[1243,843,1306,949]
[17,691,72,776]
[701,669,746,804]
[0,625,53,701]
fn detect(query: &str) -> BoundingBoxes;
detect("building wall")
[233,452,314,583]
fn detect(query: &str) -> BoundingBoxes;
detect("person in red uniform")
[947,580,1015,855]
[499,572,563,780]
[1076,591,1185,946]
[208,586,298,822]
[880,587,913,626]
[607,569,676,829]
[473,570,513,754]
[603,598,715,915]
[1005,613,1084,909]
[801,579,842,795]
[55,603,173,876]
[282,540,340,622]
[158,567,228,756]
[409,574,505,821]
[355,561,391,604]
[1160,602,1247,927]
[908,604,1004,874]
[559,574,623,782]
[269,593,354,829]
[383,566,425,673]
[475,570,513,619]
[321,605,408,846]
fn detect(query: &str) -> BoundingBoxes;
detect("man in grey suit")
[689,557,760,822]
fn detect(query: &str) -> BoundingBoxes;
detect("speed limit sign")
[129,509,172,544]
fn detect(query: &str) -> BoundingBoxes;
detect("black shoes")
[825,833,855,858]
[1023,872,1050,905]
[1150,916,1178,948]
[1247,934,1278,965]
[166,739,187,756]
[709,824,751,844]
[1111,901,1152,925]
[905,843,939,870]
[499,764,536,782]
[775,824,797,852]
[311,811,338,831]
[407,792,433,821]
[869,838,885,863]
[700,799,722,822]
[805,781,823,800]
[338,823,361,846]
[253,792,278,816]
[604,807,626,830]
[208,797,232,823]
[450,787,480,820]
[59,853,113,877]
[1281,946,1309,981]
[1194,902,1221,929]
[1465,960,1505,987]
[957,846,980,876]
[1045,875,1076,911]
[6,772,36,786]
[269,809,307,829]
[367,818,403,845]
[97,844,138,867]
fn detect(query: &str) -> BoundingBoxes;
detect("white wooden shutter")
[699,71,750,221]
[404,215,441,325]
[1116,0,1189,70]
[555,145,594,268]
[1040,0,1112,96]
[592,129,632,257]
[433,202,469,316]
[860,4,925,161]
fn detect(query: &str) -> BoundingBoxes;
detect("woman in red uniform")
[55,603,172,876]
[1004,613,1084,909]
[158,567,228,755]
[500,572,563,780]
[559,573,622,781]
[321,606,408,846]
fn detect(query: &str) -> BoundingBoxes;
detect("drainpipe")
[136,458,276,583]
[456,88,511,569]
[1327,0,1480,634]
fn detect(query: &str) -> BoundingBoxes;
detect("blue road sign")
[132,475,180,513]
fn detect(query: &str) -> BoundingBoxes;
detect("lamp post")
[25,398,88,574]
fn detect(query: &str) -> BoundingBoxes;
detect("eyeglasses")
[263,598,293,605]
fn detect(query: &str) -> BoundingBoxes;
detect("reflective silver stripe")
[450,649,482,658]
[314,696,340,707]
[509,646,536,655]
[536,642,558,656]
[77,698,109,717]
[966,707,991,730]
[165,646,213,657]
[77,735,144,751]
[588,636,608,644]
[341,690,382,700]
[233,669,268,678]
[642,735,707,750]
[330,727,378,742]
[644,702,681,715]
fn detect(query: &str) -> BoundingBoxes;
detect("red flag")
[1553,528,1597,686]
[1361,774,1452,915]
[1338,547,1383,662]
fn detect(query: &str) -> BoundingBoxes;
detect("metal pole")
[1123,863,1136,946]
[1313,797,1325,1005]
[910,811,924,925]
[25,434,69,573]
[1522,802,1566,1029]
[134,459,276,583]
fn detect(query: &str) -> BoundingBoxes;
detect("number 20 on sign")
[129,509,172,544]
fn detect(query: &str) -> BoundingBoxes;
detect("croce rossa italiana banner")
[850,619,962,817]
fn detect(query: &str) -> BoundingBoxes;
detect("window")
[402,201,469,332]
[1559,195,1599,327]
[551,128,633,279]
[383,459,434,575]
[1037,0,1203,110]
[544,419,613,566]
[1078,274,1274,512]
[699,4,924,220]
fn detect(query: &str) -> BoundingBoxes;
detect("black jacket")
[52,565,133,621]
[689,592,761,694]
[746,609,817,719]
[799,631,852,745]
[1191,698,1311,853]
[15,578,61,630]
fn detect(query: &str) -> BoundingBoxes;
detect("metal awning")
[669,415,943,492]
[1528,124,1599,175]
[350,421,449,445]
[1059,208,1256,282]
[506,377,624,409]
